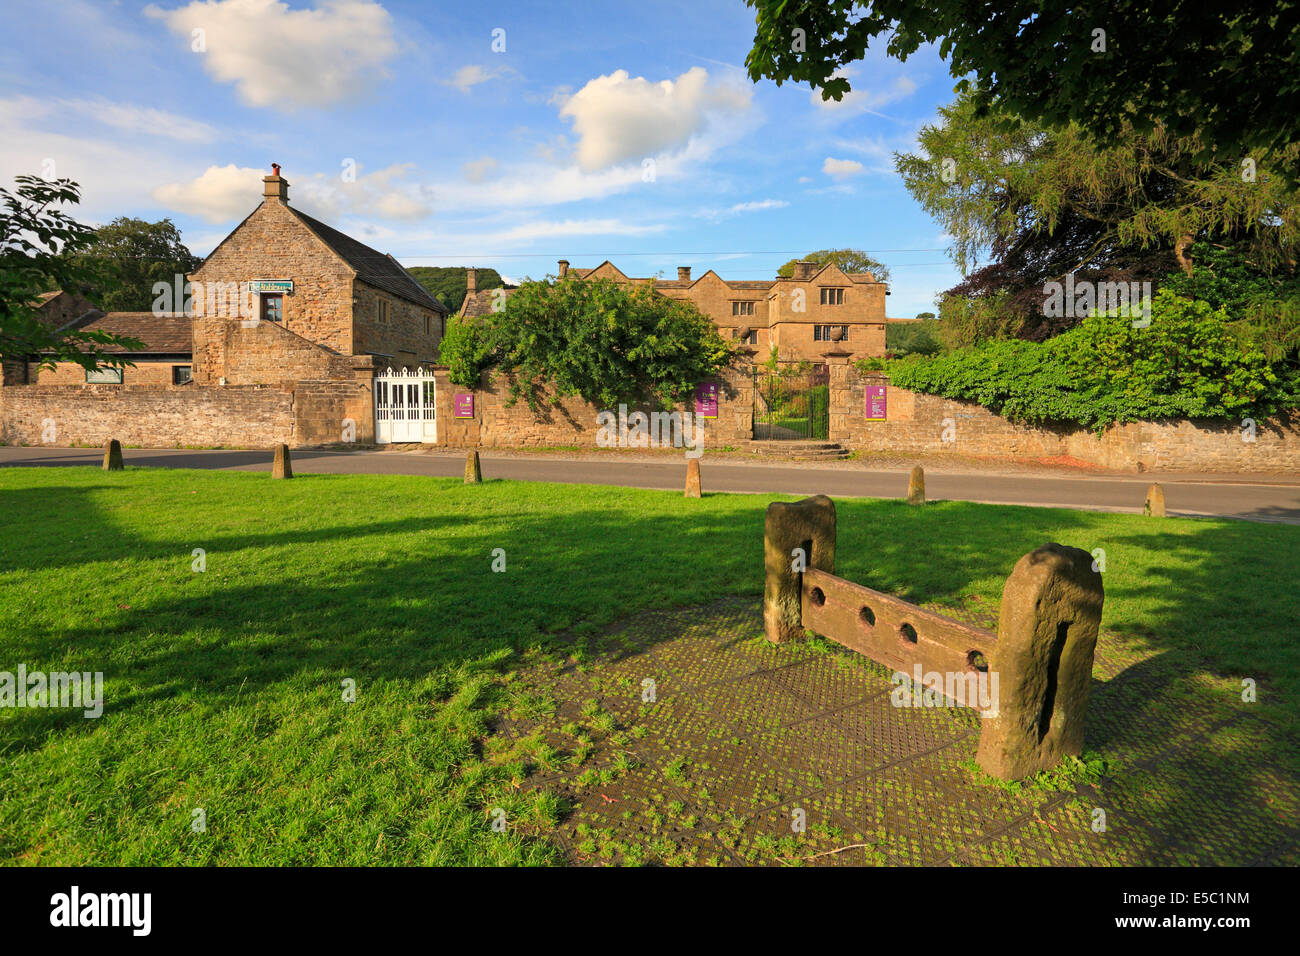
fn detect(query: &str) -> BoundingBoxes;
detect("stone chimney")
[465,267,477,294]
[557,259,569,278]
[678,266,691,282]
[263,163,289,202]
[793,260,815,280]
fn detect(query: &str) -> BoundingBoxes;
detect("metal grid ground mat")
[496,597,1300,866]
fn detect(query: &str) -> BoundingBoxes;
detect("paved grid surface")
[497,598,1300,866]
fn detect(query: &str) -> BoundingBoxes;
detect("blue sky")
[1,0,965,316]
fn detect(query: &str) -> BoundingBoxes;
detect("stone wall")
[434,365,754,451]
[0,379,373,449]
[191,316,360,386]
[829,364,1300,474]
[352,280,444,368]
[0,385,294,448]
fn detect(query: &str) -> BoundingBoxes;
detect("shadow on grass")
[2,467,1297,864]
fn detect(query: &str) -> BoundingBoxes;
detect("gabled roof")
[287,208,448,314]
[54,311,193,355]
[459,287,516,319]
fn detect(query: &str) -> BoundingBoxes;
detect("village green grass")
[0,466,1296,865]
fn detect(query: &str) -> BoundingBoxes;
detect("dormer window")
[820,287,845,305]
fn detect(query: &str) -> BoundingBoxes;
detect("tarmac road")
[4,445,1299,523]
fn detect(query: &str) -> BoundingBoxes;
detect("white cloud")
[152,164,264,222]
[145,0,398,109]
[154,161,435,223]
[728,199,787,214]
[695,198,789,221]
[559,67,753,171]
[822,157,865,180]
[462,157,498,183]
[448,65,500,93]
[811,68,918,116]
[59,98,217,143]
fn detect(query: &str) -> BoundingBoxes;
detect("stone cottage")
[1,167,448,447]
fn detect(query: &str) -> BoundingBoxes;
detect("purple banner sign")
[865,385,887,421]
[695,381,719,419]
[454,392,475,418]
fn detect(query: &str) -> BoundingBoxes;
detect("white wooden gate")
[374,366,436,444]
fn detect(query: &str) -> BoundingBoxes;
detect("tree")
[895,93,1299,339]
[74,217,201,312]
[443,276,737,410]
[1,176,141,371]
[745,0,1300,176]
[886,318,941,356]
[406,266,508,310]
[777,248,890,283]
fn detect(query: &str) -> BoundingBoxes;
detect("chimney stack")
[465,267,477,294]
[677,266,691,282]
[793,260,815,280]
[263,163,289,203]
[557,259,569,278]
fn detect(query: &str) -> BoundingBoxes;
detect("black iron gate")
[753,363,830,440]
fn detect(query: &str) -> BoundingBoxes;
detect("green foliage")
[885,318,941,357]
[776,248,891,283]
[407,266,508,310]
[745,0,1300,176]
[0,176,141,370]
[935,290,1021,349]
[1161,245,1300,364]
[895,92,1299,278]
[439,314,496,388]
[456,276,736,409]
[891,290,1296,432]
[73,216,201,312]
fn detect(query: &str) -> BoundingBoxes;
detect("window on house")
[742,329,758,344]
[814,325,850,342]
[261,293,283,322]
[173,365,193,385]
[731,300,755,316]
[424,314,432,336]
[86,367,123,384]
[440,315,447,337]
[378,299,390,325]
[820,287,845,305]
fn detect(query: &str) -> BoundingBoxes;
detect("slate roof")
[55,312,193,354]
[288,209,448,314]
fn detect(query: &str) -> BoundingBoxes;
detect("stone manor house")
[0,167,891,449]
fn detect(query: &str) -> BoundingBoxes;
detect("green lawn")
[0,466,1296,865]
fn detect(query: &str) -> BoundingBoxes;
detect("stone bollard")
[465,450,482,484]
[906,465,925,505]
[102,439,124,471]
[976,544,1105,780]
[1144,482,1165,517]
[763,495,836,643]
[271,444,293,479]
[684,458,702,498]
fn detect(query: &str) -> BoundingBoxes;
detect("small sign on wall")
[865,385,887,421]
[454,392,475,418]
[694,381,719,418]
[249,279,293,293]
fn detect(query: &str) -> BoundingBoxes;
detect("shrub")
[890,290,1296,433]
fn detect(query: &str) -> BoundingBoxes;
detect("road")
[4,445,1299,523]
